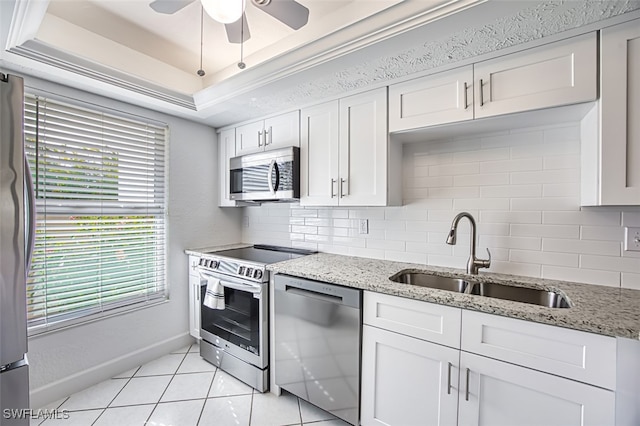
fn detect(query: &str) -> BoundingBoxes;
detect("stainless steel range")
[195,244,313,392]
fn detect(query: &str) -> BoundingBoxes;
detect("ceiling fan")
[149,0,310,44]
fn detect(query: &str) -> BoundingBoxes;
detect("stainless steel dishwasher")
[274,274,361,426]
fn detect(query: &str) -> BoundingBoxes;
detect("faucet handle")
[478,248,491,269]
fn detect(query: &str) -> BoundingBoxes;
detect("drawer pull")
[447,362,452,395]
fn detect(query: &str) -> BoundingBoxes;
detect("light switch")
[359,219,369,235]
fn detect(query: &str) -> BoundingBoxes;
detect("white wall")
[243,120,640,290]
[24,76,243,408]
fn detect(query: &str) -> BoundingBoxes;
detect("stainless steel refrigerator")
[0,73,32,426]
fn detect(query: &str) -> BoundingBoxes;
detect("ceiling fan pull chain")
[197,5,206,76]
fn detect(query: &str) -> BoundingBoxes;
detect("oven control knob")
[254,270,263,280]
[238,266,245,275]
[210,260,219,269]
[199,258,206,266]
[245,268,253,277]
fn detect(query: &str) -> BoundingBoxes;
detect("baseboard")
[29,332,194,409]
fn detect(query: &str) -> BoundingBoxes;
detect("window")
[24,94,168,333]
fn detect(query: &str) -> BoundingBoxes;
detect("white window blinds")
[24,94,168,332]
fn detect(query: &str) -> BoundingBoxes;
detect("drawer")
[363,291,462,348]
[461,310,616,390]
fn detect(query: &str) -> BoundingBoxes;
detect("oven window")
[200,285,261,356]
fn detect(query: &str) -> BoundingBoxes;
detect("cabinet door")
[338,87,388,206]
[599,19,640,205]
[361,325,459,426]
[300,101,339,206]
[457,352,615,426]
[264,110,300,151]
[218,128,236,207]
[474,32,597,119]
[188,256,201,339]
[236,120,265,155]
[389,65,473,131]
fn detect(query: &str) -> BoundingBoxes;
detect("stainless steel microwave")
[229,146,300,202]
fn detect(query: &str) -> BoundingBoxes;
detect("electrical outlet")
[625,227,640,252]
[359,219,369,235]
[243,216,250,228]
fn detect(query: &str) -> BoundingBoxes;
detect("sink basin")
[389,271,571,308]
[468,282,571,308]
[390,272,471,293]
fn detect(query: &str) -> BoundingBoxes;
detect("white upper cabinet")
[582,18,640,206]
[389,32,597,132]
[338,88,391,206]
[235,110,300,156]
[301,88,401,206]
[474,32,597,119]
[300,101,340,206]
[389,65,473,131]
[218,128,236,207]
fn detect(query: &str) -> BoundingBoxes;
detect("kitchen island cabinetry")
[360,290,616,426]
[187,255,201,339]
[235,110,300,156]
[389,32,596,132]
[582,18,640,206]
[300,87,401,206]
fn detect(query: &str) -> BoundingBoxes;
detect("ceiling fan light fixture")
[201,0,245,24]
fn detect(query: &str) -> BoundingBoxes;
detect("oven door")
[199,273,268,369]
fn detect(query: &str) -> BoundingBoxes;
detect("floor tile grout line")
[248,388,255,426]
[143,343,195,425]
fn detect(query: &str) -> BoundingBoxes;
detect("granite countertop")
[267,252,640,340]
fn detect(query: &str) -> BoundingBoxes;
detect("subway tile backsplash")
[242,122,640,289]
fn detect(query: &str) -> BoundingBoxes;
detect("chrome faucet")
[446,212,491,275]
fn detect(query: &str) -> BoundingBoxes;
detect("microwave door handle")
[268,160,279,194]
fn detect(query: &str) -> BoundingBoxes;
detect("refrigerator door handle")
[24,158,35,274]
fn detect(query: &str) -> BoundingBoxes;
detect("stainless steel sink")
[390,272,472,293]
[468,282,571,308]
[389,271,571,308]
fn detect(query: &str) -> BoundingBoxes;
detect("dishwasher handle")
[285,286,344,305]
[274,274,361,309]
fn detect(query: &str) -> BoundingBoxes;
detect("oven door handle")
[197,269,262,295]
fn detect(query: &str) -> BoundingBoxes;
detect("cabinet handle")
[447,362,452,395]
[479,79,484,107]
[340,178,347,198]
[267,126,273,145]
[463,82,468,110]
[465,368,470,401]
[331,179,337,198]
[258,130,263,146]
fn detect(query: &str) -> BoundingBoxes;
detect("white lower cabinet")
[361,291,617,426]
[188,255,201,339]
[361,325,459,426]
[458,352,615,426]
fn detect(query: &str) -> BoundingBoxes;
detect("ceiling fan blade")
[149,0,194,14]
[256,0,309,30]
[225,15,251,44]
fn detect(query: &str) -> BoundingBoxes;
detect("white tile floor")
[34,343,350,426]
